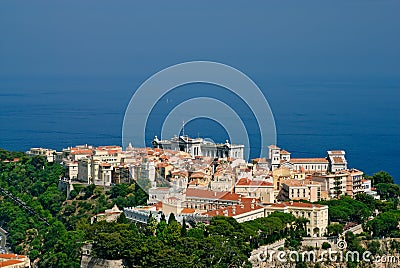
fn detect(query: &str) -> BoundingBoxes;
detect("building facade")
[152,136,244,160]
[279,179,322,202]
[264,202,329,237]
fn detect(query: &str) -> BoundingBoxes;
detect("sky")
[0,1,399,178]
[1,1,399,80]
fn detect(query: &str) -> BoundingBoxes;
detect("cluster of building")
[27,136,378,237]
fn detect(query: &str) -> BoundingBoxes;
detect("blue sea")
[0,75,399,182]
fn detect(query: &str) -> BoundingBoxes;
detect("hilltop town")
[27,136,376,236]
[1,136,398,268]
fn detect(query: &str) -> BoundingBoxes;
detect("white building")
[327,150,347,172]
[152,136,244,160]
[26,147,57,162]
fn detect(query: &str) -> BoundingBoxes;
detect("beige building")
[312,172,348,199]
[234,178,274,204]
[345,168,364,197]
[264,201,328,237]
[279,179,322,202]
[65,161,78,180]
[272,166,291,190]
[76,146,124,186]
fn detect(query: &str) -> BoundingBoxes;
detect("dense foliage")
[0,150,148,267]
[85,212,297,267]
[1,148,400,267]
[318,196,372,224]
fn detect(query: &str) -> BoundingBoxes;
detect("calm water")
[0,75,399,182]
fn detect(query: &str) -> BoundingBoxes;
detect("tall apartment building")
[311,172,348,199]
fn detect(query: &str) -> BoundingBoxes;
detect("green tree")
[321,242,331,250]
[145,214,157,236]
[372,171,394,185]
[181,218,187,237]
[117,212,129,224]
[327,223,343,236]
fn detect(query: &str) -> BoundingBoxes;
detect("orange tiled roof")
[0,254,25,259]
[0,260,23,267]
[236,178,273,187]
[154,201,163,211]
[71,149,93,155]
[181,208,195,214]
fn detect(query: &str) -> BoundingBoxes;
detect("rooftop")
[268,201,325,209]
[185,188,242,201]
[290,158,329,163]
[236,178,273,187]
[202,200,263,217]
